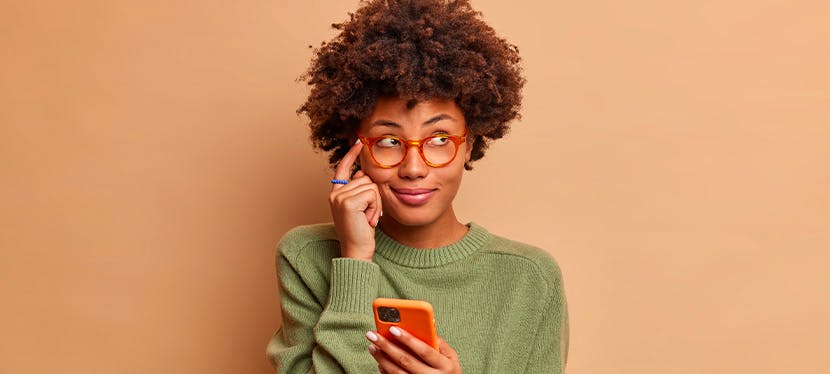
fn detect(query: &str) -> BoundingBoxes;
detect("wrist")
[341,244,375,262]
[343,254,373,262]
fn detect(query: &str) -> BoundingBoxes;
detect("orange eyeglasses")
[357,129,468,168]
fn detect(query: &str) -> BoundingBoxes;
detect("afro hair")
[299,0,525,170]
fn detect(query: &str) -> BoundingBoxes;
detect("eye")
[427,135,451,146]
[376,137,402,148]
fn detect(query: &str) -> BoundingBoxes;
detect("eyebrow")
[371,114,455,128]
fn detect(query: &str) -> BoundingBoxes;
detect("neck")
[378,207,469,249]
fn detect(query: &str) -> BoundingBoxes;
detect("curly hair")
[299,0,525,170]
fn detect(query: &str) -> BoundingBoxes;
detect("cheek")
[438,165,465,187]
[357,153,373,174]
[359,157,390,183]
[357,152,367,169]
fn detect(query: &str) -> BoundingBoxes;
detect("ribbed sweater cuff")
[327,258,380,313]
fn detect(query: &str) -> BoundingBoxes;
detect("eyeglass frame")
[356,128,469,168]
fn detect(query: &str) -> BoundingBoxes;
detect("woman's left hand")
[366,327,461,373]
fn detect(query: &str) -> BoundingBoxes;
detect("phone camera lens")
[377,307,400,322]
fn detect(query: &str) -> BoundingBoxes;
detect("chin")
[383,208,443,228]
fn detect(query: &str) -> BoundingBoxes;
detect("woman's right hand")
[329,140,382,262]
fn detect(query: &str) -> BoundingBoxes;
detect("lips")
[390,187,437,206]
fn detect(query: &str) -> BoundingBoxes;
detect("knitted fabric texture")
[266,222,568,373]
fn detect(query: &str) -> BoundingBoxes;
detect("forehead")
[359,97,465,132]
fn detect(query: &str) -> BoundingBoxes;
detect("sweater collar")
[373,222,490,268]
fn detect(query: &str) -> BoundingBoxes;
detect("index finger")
[332,140,363,189]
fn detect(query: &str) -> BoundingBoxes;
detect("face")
[357,97,472,229]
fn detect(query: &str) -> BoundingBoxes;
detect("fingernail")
[368,344,377,354]
[380,210,383,217]
[355,139,361,145]
[389,326,402,337]
[366,331,378,342]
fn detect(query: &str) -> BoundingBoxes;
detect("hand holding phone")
[373,298,438,350]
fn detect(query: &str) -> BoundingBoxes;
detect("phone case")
[372,298,439,350]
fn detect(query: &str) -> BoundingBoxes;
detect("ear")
[464,135,474,163]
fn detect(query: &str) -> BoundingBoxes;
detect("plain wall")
[1,1,828,373]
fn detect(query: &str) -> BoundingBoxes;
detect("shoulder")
[479,227,564,291]
[277,223,339,261]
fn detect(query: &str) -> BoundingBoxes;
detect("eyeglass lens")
[372,136,457,166]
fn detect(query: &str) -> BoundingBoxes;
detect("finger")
[367,331,432,372]
[350,170,381,226]
[330,174,378,217]
[387,326,446,368]
[369,346,403,374]
[351,181,381,228]
[438,336,459,362]
[332,140,363,191]
[338,186,380,223]
[371,185,382,227]
[328,174,375,205]
[329,174,374,196]
[364,186,381,228]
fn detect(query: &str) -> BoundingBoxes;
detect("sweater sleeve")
[525,271,569,373]
[266,245,380,373]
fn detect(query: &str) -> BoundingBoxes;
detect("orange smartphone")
[373,298,439,350]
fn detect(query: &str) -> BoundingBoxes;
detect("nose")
[397,144,428,180]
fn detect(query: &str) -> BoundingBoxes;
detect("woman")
[267,1,568,372]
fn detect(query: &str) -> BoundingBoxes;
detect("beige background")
[1,0,828,373]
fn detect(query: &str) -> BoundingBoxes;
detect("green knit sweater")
[266,222,568,373]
